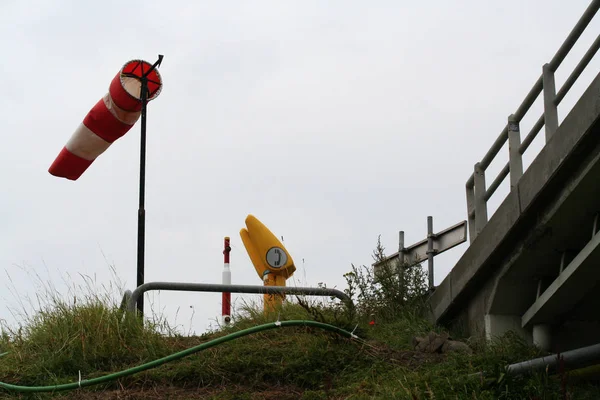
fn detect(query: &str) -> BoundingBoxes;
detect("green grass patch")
[1,239,599,399]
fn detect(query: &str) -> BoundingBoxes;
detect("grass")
[1,241,600,399]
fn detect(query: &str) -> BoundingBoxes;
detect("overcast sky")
[1,0,599,335]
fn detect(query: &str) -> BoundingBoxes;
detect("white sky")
[1,0,599,335]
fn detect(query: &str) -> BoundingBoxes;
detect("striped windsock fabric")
[49,59,163,180]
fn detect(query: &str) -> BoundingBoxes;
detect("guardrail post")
[507,115,524,189]
[473,163,488,236]
[426,216,435,290]
[398,230,406,266]
[466,181,476,243]
[543,63,559,141]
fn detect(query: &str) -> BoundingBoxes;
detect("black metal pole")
[136,76,148,316]
[136,55,163,316]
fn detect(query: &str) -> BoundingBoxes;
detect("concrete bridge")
[427,0,600,353]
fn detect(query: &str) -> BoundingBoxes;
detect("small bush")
[342,235,429,323]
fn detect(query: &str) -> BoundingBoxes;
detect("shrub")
[342,235,429,323]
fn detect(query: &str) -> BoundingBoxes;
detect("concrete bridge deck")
[428,68,600,352]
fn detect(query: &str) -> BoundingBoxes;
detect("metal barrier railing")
[466,0,600,243]
[122,281,355,315]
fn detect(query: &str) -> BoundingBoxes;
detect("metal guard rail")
[123,281,355,314]
[465,0,600,243]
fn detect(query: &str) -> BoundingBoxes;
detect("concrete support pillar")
[484,314,532,343]
[533,324,552,351]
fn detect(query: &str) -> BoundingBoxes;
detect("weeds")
[0,289,172,387]
[342,235,429,324]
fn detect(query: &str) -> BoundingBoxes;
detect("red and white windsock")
[222,237,232,325]
[48,59,163,180]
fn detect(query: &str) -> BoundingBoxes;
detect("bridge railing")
[466,0,600,243]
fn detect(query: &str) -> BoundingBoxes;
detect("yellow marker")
[240,215,296,278]
[262,273,288,313]
[240,214,295,312]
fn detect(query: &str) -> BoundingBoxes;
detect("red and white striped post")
[222,236,232,325]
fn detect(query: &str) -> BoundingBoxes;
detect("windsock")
[48,59,163,180]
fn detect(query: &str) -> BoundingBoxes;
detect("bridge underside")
[428,71,600,352]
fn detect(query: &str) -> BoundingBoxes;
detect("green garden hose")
[0,320,359,393]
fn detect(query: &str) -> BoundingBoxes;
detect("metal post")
[508,114,523,189]
[136,55,164,316]
[543,63,559,141]
[397,230,406,294]
[473,163,488,235]
[427,216,435,290]
[136,76,148,316]
[398,231,405,266]
[466,182,476,243]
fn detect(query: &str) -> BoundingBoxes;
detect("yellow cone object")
[240,214,296,312]
[240,214,296,279]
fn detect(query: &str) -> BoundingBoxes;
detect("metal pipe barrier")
[117,289,132,320]
[465,0,600,242]
[120,290,132,311]
[466,342,600,385]
[506,342,600,376]
[124,282,354,315]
